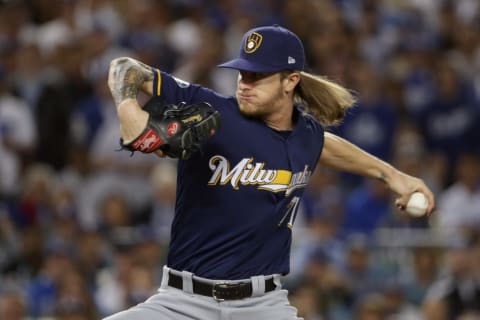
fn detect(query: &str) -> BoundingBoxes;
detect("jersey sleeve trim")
[152,68,162,96]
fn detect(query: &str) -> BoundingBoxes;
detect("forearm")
[320,132,398,184]
[108,57,155,143]
[320,132,435,213]
[117,99,149,143]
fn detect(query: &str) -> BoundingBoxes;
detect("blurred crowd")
[0,0,479,319]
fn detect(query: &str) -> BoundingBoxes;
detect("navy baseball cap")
[218,25,305,73]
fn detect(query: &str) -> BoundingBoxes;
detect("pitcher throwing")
[105,25,435,320]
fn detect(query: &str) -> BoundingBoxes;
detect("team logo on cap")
[244,32,262,54]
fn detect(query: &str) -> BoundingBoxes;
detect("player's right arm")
[320,132,435,214]
[107,57,164,156]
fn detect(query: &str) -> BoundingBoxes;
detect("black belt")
[168,271,277,301]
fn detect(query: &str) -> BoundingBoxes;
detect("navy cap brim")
[217,58,283,73]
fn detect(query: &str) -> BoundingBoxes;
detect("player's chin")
[238,101,261,118]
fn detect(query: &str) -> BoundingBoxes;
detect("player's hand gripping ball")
[121,97,221,160]
[406,192,429,217]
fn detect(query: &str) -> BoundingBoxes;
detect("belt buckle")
[212,282,238,302]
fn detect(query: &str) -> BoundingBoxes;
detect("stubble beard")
[237,87,285,119]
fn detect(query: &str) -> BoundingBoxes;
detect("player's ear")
[283,72,300,93]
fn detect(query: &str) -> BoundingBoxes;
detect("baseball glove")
[120,97,221,160]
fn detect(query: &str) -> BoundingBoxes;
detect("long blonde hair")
[293,71,356,126]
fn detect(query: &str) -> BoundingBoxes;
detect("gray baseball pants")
[103,266,302,320]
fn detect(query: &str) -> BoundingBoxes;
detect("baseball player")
[105,25,435,319]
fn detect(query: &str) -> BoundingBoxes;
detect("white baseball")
[406,192,429,217]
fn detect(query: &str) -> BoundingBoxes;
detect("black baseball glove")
[120,97,221,160]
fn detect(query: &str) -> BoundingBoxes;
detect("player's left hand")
[120,97,221,160]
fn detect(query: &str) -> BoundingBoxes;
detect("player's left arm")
[107,57,167,156]
[108,57,155,105]
[319,132,435,214]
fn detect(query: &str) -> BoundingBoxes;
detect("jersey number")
[278,196,300,229]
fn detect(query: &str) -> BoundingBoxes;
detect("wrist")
[375,163,396,185]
